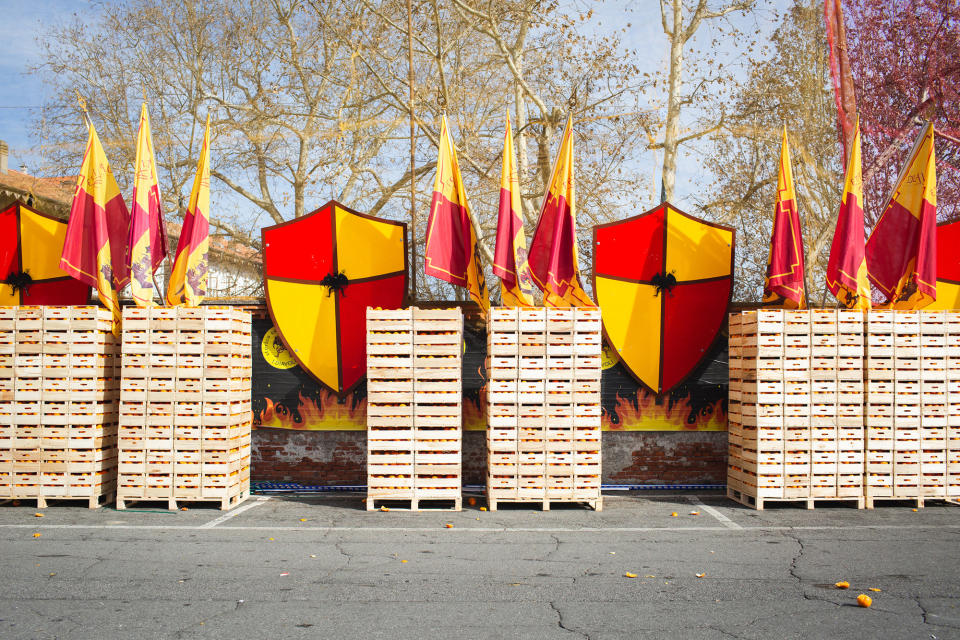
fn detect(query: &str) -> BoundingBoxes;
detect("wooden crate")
[0,307,119,508]
[485,307,602,512]
[861,310,957,507]
[730,310,865,509]
[366,307,462,511]
[116,306,251,511]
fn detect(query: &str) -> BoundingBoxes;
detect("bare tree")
[656,0,756,202]
[31,0,653,301]
[696,0,842,303]
[318,0,654,300]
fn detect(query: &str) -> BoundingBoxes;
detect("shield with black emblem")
[262,201,407,395]
[0,200,90,306]
[593,202,734,395]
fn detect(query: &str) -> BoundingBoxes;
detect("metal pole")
[406,0,417,302]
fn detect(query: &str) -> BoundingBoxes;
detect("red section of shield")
[263,206,335,281]
[0,207,19,276]
[337,274,406,388]
[21,280,92,305]
[936,220,960,283]
[593,206,664,282]
[661,278,733,392]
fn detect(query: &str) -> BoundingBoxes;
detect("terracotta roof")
[0,169,260,266]
[0,170,76,219]
[164,220,261,266]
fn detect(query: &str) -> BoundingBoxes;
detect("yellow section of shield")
[335,205,406,280]
[924,281,960,310]
[265,278,339,389]
[665,207,733,282]
[595,276,660,389]
[20,207,70,281]
[0,286,17,306]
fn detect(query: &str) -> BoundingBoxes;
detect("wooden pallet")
[864,495,960,509]
[116,488,250,511]
[365,496,462,512]
[727,486,864,510]
[2,492,115,509]
[486,495,602,511]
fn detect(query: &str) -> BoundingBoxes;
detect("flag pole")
[406,0,417,302]
[75,90,92,129]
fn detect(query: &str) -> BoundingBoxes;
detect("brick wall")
[251,428,727,486]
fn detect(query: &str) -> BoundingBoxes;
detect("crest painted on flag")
[593,203,734,395]
[166,115,211,307]
[865,122,937,309]
[424,115,489,311]
[529,115,595,307]
[493,111,535,307]
[263,201,407,395]
[128,103,167,307]
[924,220,960,310]
[60,122,130,330]
[0,200,90,306]
[826,118,870,310]
[762,128,806,309]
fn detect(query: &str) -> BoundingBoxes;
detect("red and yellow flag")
[762,128,806,309]
[60,121,131,331]
[826,118,870,310]
[127,103,168,307]
[166,115,211,307]
[528,115,595,308]
[865,122,937,309]
[423,115,489,312]
[492,112,535,307]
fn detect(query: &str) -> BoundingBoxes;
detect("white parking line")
[1,523,958,533]
[199,496,270,529]
[687,495,743,529]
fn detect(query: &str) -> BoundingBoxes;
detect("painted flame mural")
[251,315,728,432]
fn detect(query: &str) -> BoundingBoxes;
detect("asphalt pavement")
[0,491,958,639]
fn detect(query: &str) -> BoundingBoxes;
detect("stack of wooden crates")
[117,306,252,510]
[728,309,865,509]
[865,310,960,507]
[486,307,603,511]
[0,306,119,508]
[365,307,463,511]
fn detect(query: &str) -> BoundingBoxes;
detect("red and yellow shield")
[926,220,960,309]
[593,203,734,394]
[0,200,90,306]
[262,201,407,395]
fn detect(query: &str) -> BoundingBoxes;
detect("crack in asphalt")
[708,624,750,640]
[334,541,353,567]
[550,601,590,639]
[786,531,804,586]
[915,597,933,626]
[782,530,845,609]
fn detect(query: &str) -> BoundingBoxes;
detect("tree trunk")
[661,0,684,203]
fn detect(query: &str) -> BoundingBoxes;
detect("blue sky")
[0,0,93,173]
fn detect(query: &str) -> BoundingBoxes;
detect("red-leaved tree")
[845,0,960,225]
